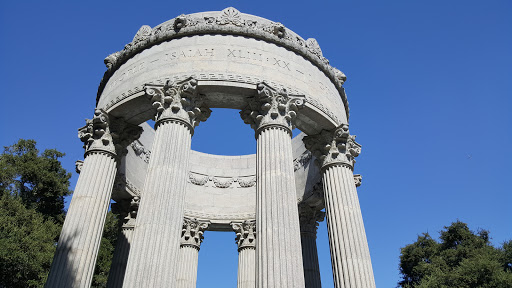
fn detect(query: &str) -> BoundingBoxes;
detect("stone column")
[241,83,306,288]
[176,217,209,288]
[299,204,325,288]
[123,77,211,287]
[106,197,140,288]
[304,125,376,288]
[46,110,141,288]
[231,220,256,288]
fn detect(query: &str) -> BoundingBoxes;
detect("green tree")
[0,139,72,224]
[0,139,121,287]
[399,221,512,288]
[0,193,61,287]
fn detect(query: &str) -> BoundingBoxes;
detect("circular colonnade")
[46,8,375,288]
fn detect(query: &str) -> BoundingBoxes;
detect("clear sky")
[1,1,511,287]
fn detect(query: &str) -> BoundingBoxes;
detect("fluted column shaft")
[238,247,256,288]
[299,205,324,288]
[106,225,134,288]
[304,125,375,288]
[323,165,375,288]
[46,151,117,287]
[123,120,192,287]
[123,78,210,287]
[256,126,305,288]
[176,246,199,288]
[301,235,322,288]
[107,197,139,288]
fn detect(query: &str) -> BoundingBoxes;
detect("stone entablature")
[97,7,349,119]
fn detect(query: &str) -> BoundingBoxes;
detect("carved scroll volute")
[145,77,211,133]
[303,124,362,170]
[240,82,305,136]
[231,220,256,251]
[180,217,210,250]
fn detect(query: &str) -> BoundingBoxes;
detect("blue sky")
[1,1,511,287]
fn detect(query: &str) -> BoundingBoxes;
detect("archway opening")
[192,108,256,156]
[197,231,238,287]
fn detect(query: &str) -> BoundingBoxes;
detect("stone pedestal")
[232,221,256,288]
[176,217,209,288]
[304,125,376,288]
[46,110,141,288]
[299,204,324,288]
[241,83,306,288]
[107,197,139,288]
[123,78,210,287]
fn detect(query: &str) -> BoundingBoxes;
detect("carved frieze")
[240,82,305,135]
[187,172,256,189]
[231,220,256,251]
[303,124,362,170]
[97,7,350,119]
[180,217,210,249]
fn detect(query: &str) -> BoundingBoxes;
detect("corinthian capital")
[303,124,362,170]
[298,204,325,238]
[78,109,116,156]
[78,109,143,159]
[145,77,211,133]
[240,83,305,136]
[180,217,210,250]
[231,220,256,251]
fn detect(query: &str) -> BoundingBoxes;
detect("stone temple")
[46,7,375,288]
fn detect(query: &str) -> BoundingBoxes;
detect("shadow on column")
[45,229,78,287]
[106,231,130,288]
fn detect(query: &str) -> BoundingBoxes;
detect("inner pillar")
[122,78,211,287]
[241,83,306,288]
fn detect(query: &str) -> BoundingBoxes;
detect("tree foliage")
[0,139,120,287]
[399,221,512,288]
[0,139,72,224]
[0,194,61,287]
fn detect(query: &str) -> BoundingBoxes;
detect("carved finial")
[298,204,325,238]
[217,7,244,26]
[145,77,211,133]
[231,220,256,251]
[306,38,323,58]
[303,124,362,170]
[180,217,210,250]
[132,25,152,43]
[240,82,305,137]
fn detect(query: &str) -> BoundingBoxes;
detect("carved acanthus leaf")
[303,124,362,170]
[231,220,256,250]
[240,82,305,135]
[298,204,325,237]
[146,77,211,131]
[78,109,116,156]
[189,173,209,186]
[75,160,83,174]
[217,7,244,27]
[181,217,210,249]
[131,141,151,163]
[237,177,256,188]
